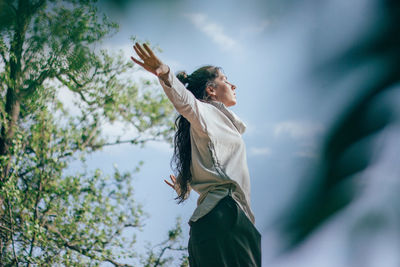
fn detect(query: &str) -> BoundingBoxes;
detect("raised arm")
[131,43,206,131]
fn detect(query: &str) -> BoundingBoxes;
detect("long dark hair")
[172,65,221,203]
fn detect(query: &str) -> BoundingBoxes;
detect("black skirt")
[188,195,261,267]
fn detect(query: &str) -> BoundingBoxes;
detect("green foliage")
[0,0,184,265]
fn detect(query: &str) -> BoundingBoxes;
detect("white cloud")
[273,120,323,158]
[240,19,270,36]
[184,13,237,51]
[274,120,323,140]
[249,146,272,156]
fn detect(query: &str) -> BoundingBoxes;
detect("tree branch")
[81,124,100,148]
[44,223,134,267]
[28,161,45,260]
[91,137,156,149]
[5,191,19,265]
[88,222,142,257]
[153,245,170,267]
[0,38,8,65]
[104,258,133,267]
[106,223,142,245]
[30,0,46,15]
[0,224,13,233]
[66,72,96,89]
[56,74,96,105]
[22,69,54,97]
[18,134,160,182]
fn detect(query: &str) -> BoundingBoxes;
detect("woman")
[131,42,261,267]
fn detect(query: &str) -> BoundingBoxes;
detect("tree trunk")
[0,0,29,174]
[0,0,29,263]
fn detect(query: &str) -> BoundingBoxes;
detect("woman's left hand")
[164,174,178,193]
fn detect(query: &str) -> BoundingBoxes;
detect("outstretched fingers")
[164,179,174,189]
[143,43,156,58]
[164,174,177,190]
[133,45,144,60]
[130,56,144,67]
[131,42,166,77]
[134,43,150,60]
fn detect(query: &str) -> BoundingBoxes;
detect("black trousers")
[188,195,261,267]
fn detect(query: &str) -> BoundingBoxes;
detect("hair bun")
[176,71,190,85]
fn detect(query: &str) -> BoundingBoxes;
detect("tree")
[0,0,185,265]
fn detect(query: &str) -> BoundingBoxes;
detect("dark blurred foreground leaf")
[277,0,400,251]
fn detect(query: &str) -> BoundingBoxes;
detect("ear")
[205,86,216,98]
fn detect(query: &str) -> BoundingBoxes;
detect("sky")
[61,0,400,266]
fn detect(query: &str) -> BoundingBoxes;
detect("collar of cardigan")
[206,100,247,134]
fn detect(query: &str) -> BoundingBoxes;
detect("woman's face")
[208,71,237,107]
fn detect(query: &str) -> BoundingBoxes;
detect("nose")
[231,83,236,90]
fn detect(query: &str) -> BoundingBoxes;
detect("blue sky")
[60,0,400,266]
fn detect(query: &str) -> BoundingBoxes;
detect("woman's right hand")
[131,42,170,77]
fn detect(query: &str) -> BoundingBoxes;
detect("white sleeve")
[158,68,207,132]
